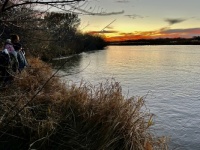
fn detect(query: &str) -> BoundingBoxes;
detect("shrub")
[0,57,168,150]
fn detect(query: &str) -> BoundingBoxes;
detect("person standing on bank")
[11,34,28,72]
[0,39,19,87]
[4,39,19,73]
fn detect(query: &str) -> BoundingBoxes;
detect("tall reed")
[0,57,168,150]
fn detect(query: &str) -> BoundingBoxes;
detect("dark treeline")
[0,10,107,61]
[109,36,200,46]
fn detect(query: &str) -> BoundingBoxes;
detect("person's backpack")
[0,50,11,70]
[0,49,18,74]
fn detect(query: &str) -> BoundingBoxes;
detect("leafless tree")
[1,0,85,12]
[0,0,123,48]
[0,0,85,30]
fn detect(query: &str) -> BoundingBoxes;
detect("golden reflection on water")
[105,45,198,72]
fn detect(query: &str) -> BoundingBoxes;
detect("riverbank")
[0,57,168,149]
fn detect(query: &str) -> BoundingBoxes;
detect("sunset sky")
[76,0,200,41]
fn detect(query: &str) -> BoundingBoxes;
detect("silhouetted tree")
[0,0,121,59]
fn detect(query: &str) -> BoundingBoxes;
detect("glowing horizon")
[86,27,200,42]
[78,0,200,42]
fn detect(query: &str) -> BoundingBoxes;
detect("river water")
[53,45,200,150]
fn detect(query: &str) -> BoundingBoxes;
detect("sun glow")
[87,27,200,42]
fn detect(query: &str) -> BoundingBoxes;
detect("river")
[52,45,200,150]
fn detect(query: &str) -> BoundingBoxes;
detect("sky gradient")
[77,0,200,41]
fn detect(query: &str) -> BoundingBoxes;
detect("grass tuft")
[0,57,168,150]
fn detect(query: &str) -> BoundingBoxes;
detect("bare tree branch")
[1,0,85,12]
[68,3,124,16]
[1,0,9,12]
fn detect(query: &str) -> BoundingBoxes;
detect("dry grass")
[0,57,168,150]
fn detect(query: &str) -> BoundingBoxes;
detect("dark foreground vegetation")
[109,37,200,46]
[0,57,168,150]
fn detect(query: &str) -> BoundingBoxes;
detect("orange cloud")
[100,28,200,42]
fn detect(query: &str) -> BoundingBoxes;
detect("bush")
[0,57,168,150]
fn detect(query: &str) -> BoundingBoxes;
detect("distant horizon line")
[104,36,200,43]
[105,37,200,46]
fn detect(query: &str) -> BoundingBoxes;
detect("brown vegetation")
[0,57,168,149]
